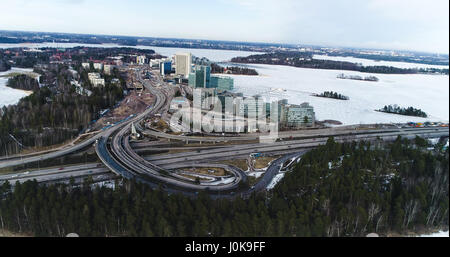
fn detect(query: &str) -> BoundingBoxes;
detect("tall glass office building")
[210,76,234,91]
[188,65,210,88]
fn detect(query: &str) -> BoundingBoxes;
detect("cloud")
[0,0,448,53]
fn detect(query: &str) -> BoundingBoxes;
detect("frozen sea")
[0,68,34,108]
[224,64,449,125]
[0,43,448,125]
[313,54,449,70]
[0,42,262,62]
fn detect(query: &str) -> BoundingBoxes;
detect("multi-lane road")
[0,64,449,198]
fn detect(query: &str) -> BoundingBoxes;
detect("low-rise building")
[280,102,315,128]
[169,97,189,113]
[104,64,115,75]
[81,62,90,69]
[93,62,103,70]
[88,72,105,87]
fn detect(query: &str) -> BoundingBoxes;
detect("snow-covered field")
[313,54,449,70]
[226,64,449,125]
[0,67,34,108]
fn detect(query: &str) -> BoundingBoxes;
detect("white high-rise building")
[175,53,192,78]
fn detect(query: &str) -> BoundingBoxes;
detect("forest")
[0,64,124,156]
[231,52,449,75]
[0,136,447,237]
[313,91,349,100]
[377,105,428,118]
[5,74,40,91]
[0,59,10,72]
[210,63,258,75]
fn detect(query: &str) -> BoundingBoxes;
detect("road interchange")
[0,65,448,197]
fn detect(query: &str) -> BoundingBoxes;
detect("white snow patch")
[418,230,449,237]
[202,176,235,186]
[0,68,34,108]
[428,138,440,145]
[266,173,285,190]
[247,171,265,178]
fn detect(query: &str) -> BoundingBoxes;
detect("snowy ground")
[313,54,449,70]
[418,230,449,237]
[0,67,34,108]
[266,173,285,190]
[224,64,449,125]
[247,171,265,179]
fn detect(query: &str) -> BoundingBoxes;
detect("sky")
[0,0,448,54]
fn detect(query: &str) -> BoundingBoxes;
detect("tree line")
[377,105,428,118]
[0,136,447,236]
[313,91,349,100]
[210,63,258,75]
[231,52,448,75]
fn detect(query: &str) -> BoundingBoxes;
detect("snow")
[313,54,449,70]
[202,176,235,186]
[247,171,265,178]
[266,173,285,190]
[428,138,440,145]
[224,64,449,125]
[0,67,34,108]
[418,230,449,237]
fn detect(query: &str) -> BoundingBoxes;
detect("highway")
[0,64,448,198]
[101,68,246,191]
[143,127,448,167]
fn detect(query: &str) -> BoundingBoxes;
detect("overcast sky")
[0,0,448,53]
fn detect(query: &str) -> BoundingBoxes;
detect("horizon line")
[0,28,449,56]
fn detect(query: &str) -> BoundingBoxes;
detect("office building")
[188,65,210,88]
[280,102,315,128]
[104,64,115,75]
[93,62,103,70]
[160,61,172,75]
[175,53,192,78]
[193,88,217,110]
[210,76,234,91]
[88,72,105,87]
[136,55,146,65]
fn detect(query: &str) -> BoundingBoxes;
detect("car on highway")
[58,167,64,170]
